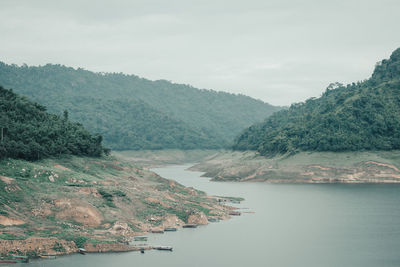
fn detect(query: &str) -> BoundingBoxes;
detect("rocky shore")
[190,150,400,183]
[0,155,235,258]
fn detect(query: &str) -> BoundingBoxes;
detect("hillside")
[0,155,233,256]
[234,48,400,155]
[0,86,107,160]
[0,63,280,150]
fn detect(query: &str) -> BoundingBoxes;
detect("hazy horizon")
[1,0,399,106]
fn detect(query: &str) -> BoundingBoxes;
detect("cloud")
[1,0,399,105]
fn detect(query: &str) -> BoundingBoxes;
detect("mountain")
[0,63,280,150]
[234,48,400,155]
[0,86,107,160]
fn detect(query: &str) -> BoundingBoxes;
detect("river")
[16,164,400,267]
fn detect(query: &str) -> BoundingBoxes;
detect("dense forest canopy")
[0,86,108,160]
[0,63,280,150]
[234,48,400,155]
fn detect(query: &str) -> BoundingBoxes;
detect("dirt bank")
[0,155,234,257]
[190,150,400,183]
[0,237,77,256]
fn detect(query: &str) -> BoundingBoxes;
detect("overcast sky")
[0,0,399,106]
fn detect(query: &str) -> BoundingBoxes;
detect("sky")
[0,0,399,106]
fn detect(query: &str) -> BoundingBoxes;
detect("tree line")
[0,86,109,160]
[234,48,400,155]
[0,62,280,150]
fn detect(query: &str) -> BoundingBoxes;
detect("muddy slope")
[0,155,233,256]
[190,151,400,183]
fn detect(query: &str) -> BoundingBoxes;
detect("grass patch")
[98,189,116,208]
[0,233,26,240]
[112,190,126,197]
[53,242,66,252]
[0,210,8,216]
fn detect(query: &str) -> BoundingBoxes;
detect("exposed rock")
[187,187,198,196]
[53,164,72,171]
[107,221,135,237]
[0,176,21,191]
[55,199,103,227]
[0,176,14,184]
[0,237,77,255]
[67,178,87,184]
[187,212,208,225]
[99,180,118,186]
[78,187,101,197]
[161,215,184,228]
[0,215,25,226]
[31,202,52,218]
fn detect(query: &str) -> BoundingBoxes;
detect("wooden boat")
[134,236,148,241]
[228,211,241,216]
[154,246,173,251]
[0,259,18,263]
[0,255,29,263]
[39,254,57,259]
[13,255,29,263]
[182,224,198,228]
[151,229,164,234]
[208,217,219,222]
[164,227,177,232]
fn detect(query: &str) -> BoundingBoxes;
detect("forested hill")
[0,86,107,160]
[0,63,280,150]
[234,48,400,155]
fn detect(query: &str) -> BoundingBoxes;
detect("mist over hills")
[234,48,400,155]
[0,63,280,150]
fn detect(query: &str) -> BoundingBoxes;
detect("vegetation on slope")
[0,86,108,160]
[234,48,400,155]
[55,96,223,150]
[0,63,280,150]
[0,155,230,253]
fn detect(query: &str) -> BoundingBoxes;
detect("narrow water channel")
[19,164,400,267]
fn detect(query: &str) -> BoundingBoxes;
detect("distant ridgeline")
[0,86,108,160]
[0,63,280,150]
[234,48,400,155]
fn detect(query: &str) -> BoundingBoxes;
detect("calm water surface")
[17,164,400,267]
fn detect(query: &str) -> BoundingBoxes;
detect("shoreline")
[0,210,235,259]
[190,150,400,184]
[0,156,237,260]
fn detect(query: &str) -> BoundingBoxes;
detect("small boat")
[134,236,148,241]
[228,211,241,216]
[39,254,57,259]
[182,224,198,228]
[0,259,17,263]
[12,255,29,263]
[0,255,29,263]
[208,217,219,222]
[79,248,87,255]
[151,229,164,234]
[154,246,173,251]
[164,227,177,232]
